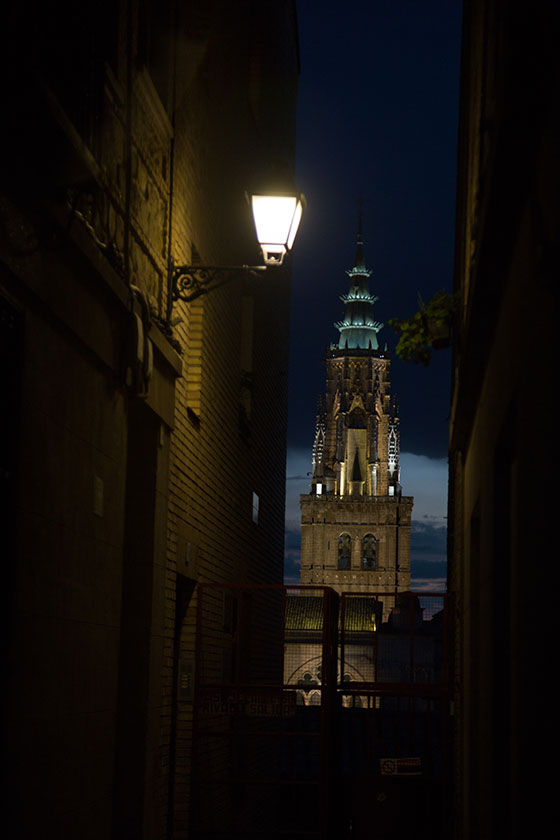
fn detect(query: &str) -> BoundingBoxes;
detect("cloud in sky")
[284,448,448,589]
[399,452,448,526]
[409,521,447,592]
[285,447,313,526]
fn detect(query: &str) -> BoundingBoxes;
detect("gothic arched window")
[338,533,352,569]
[362,534,377,569]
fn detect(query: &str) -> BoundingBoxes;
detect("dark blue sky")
[284,1,463,589]
[288,0,462,460]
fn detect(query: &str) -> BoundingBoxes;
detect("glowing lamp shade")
[251,193,304,265]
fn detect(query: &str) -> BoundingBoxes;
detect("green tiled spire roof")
[335,212,383,350]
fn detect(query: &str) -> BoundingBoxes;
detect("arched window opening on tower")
[362,533,377,569]
[338,533,352,569]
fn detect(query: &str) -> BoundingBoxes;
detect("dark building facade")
[448,1,558,837]
[2,3,299,838]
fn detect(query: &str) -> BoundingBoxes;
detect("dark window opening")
[338,533,352,570]
[362,533,376,569]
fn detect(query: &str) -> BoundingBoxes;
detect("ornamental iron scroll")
[171,262,266,302]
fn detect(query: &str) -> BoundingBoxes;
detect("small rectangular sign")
[199,690,297,718]
[380,757,421,775]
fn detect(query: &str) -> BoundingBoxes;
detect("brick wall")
[163,6,298,832]
[2,2,298,837]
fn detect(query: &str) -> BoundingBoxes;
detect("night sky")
[284,0,463,589]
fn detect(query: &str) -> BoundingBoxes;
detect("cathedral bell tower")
[300,218,413,598]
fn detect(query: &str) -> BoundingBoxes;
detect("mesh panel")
[193,585,332,838]
[339,592,447,687]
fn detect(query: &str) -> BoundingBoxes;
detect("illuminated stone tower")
[300,220,413,598]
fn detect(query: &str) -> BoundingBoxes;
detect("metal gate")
[335,591,452,839]
[191,585,451,839]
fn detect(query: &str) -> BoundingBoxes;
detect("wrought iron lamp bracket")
[171,262,267,302]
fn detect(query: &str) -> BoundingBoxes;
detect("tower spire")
[334,210,383,350]
[299,211,413,600]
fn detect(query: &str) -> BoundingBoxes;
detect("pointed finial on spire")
[354,197,365,270]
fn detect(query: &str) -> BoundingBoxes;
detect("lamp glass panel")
[251,195,298,248]
[286,199,303,250]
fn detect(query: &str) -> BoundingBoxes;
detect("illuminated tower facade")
[300,222,413,599]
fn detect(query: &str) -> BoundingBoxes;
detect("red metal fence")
[190,585,451,839]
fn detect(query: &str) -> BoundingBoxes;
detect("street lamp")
[250,192,304,265]
[171,191,305,302]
